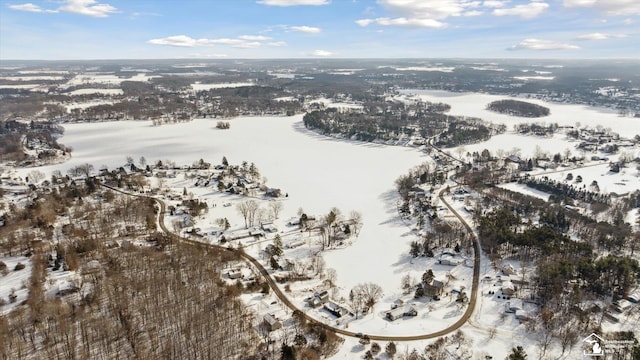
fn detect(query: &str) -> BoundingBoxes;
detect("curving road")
[103,183,481,341]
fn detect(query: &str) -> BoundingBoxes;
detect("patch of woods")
[1,240,258,359]
[486,99,550,117]
[475,200,639,327]
[303,101,505,147]
[434,117,504,147]
[0,176,264,359]
[469,185,640,356]
[0,120,70,163]
[303,98,449,141]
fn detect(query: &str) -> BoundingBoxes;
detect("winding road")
[104,182,481,342]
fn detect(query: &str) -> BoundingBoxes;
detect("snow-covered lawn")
[0,256,32,314]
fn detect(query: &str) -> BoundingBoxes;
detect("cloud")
[59,0,118,17]
[148,35,217,47]
[483,0,508,7]
[356,17,447,28]
[9,0,118,17]
[7,3,56,13]
[311,50,334,56]
[563,0,640,16]
[573,32,626,40]
[257,0,329,6]
[508,38,580,51]
[290,25,321,33]
[376,0,485,20]
[148,34,283,49]
[355,0,502,28]
[492,1,549,19]
[238,35,271,41]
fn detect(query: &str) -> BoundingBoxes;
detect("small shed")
[263,314,282,331]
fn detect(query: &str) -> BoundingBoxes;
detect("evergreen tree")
[507,346,527,360]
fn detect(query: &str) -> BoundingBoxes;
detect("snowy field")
[68,88,123,96]
[398,89,640,136]
[190,82,255,91]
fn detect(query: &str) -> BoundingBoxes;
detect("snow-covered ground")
[5,91,638,357]
[190,82,255,91]
[398,89,640,136]
[0,256,32,314]
[68,88,123,96]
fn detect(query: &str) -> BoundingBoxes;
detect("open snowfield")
[68,88,123,96]
[398,89,640,136]
[190,82,255,91]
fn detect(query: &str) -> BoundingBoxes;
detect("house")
[439,253,462,266]
[307,290,329,308]
[286,240,305,249]
[265,188,282,197]
[425,279,445,296]
[385,306,418,321]
[515,310,530,321]
[227,268,242,280]
[627,290,640,303]
[324,301,345,317]
[248,227,265,237]
[263,314,282,331]
[261,221,278,233]
[501,281,516,296]
[504,299,523,313]
[501,264,518,276]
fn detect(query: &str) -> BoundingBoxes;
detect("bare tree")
[27,170,45,184]
[358,283,383,315]
[269,201,283,220]
[236,200,259,228]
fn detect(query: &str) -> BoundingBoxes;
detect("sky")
[0,0,638,60]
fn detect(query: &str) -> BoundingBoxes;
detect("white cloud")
[376,0,481,20]
[257,0,329,6]
[8,0,117,17]
[573,32,626,40]
[508,38,580,50]
[563,0,640,16]
[59,0,118,17]
[356,17,447,28]
[148,35,285,49]
[492,1,548,19]
[8,3,56,13]
[290,25,321,33]
[311,50,334,56]
[148,35,216,47]
[356,0,515,28]
[483,0,508,7]
[238,35,271,41]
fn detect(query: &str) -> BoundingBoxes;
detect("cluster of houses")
[304,290,348,318]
